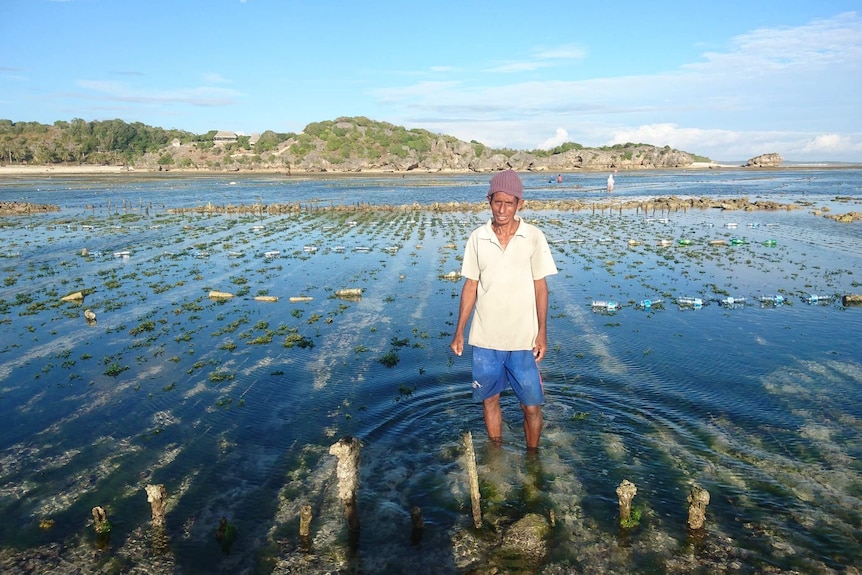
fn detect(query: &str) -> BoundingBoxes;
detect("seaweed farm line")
[0,170,861,574]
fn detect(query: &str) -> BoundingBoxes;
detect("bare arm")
[450,278,478,356]
[533,278,549,361]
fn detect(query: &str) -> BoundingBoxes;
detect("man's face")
[488,191,522,225]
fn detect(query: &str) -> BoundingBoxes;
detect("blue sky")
[1,1,860,162]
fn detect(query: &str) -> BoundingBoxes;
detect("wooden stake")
[299,504,313,538]
[329,436,362,533]
[687,484,710,530]
[145,484,168,528]
[410,506,424,545]
[462,431,482,528]
[616,479,637,527]
[91,506,111,534]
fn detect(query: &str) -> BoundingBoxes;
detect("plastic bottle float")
[591,300,619,312]
[676,296,703,309]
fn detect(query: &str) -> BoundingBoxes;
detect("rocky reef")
[0,201,60,215]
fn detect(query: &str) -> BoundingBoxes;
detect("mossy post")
[616,480,637,527]
[329,436,362,533]
[687,484,710,530]
[92,505,111,549]
[462,431,482,529]
[92,506,111,534]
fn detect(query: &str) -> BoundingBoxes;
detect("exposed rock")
[744,153,783,167]
[0,201,60,215]
[826,211,862,223]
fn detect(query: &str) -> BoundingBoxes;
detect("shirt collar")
[480,215,524,237]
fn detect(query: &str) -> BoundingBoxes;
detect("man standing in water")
[450,170,558,451]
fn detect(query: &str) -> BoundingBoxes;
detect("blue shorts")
[471,347,544,406]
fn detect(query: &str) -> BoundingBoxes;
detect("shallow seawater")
[0,170,861,574]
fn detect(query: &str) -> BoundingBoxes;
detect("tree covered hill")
[0,116,709,173]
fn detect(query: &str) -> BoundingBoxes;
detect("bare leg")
[482,394,503,444]
[522,404,543,451]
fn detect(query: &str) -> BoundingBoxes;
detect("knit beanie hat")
[487,169,523,200]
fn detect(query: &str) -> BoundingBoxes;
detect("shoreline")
[2,162,859,178]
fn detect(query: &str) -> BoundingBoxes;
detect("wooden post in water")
[145,484,168,528]
[462,431,482,529]
[299,505,313,538]
[687,484,710,530]
[92,506,111,534]
[329,436,362,533]
[145,483,170,553]
[410,506,424,545]
[616,479,637,527]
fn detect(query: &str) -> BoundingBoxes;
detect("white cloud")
[803,134,854,153]
[487,42,587,73]
[532,44,587,61]
[487,61,555,73]
[376,12,862,161]
[202,73,231,84]
[539,128,570,150]
[75,80,242,107]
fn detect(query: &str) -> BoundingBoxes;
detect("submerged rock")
[500,512,551,566]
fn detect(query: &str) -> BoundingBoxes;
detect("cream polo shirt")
[460,217,558,351]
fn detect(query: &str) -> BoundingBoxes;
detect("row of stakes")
[85,434,710,554]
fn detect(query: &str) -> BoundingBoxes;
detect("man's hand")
[532,331,548,362]
[450,334,464,357]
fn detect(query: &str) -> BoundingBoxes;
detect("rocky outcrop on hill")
[744,153,782,168]
[277,130,696,173]
[137,117,703,174]
[1,116,796,175]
